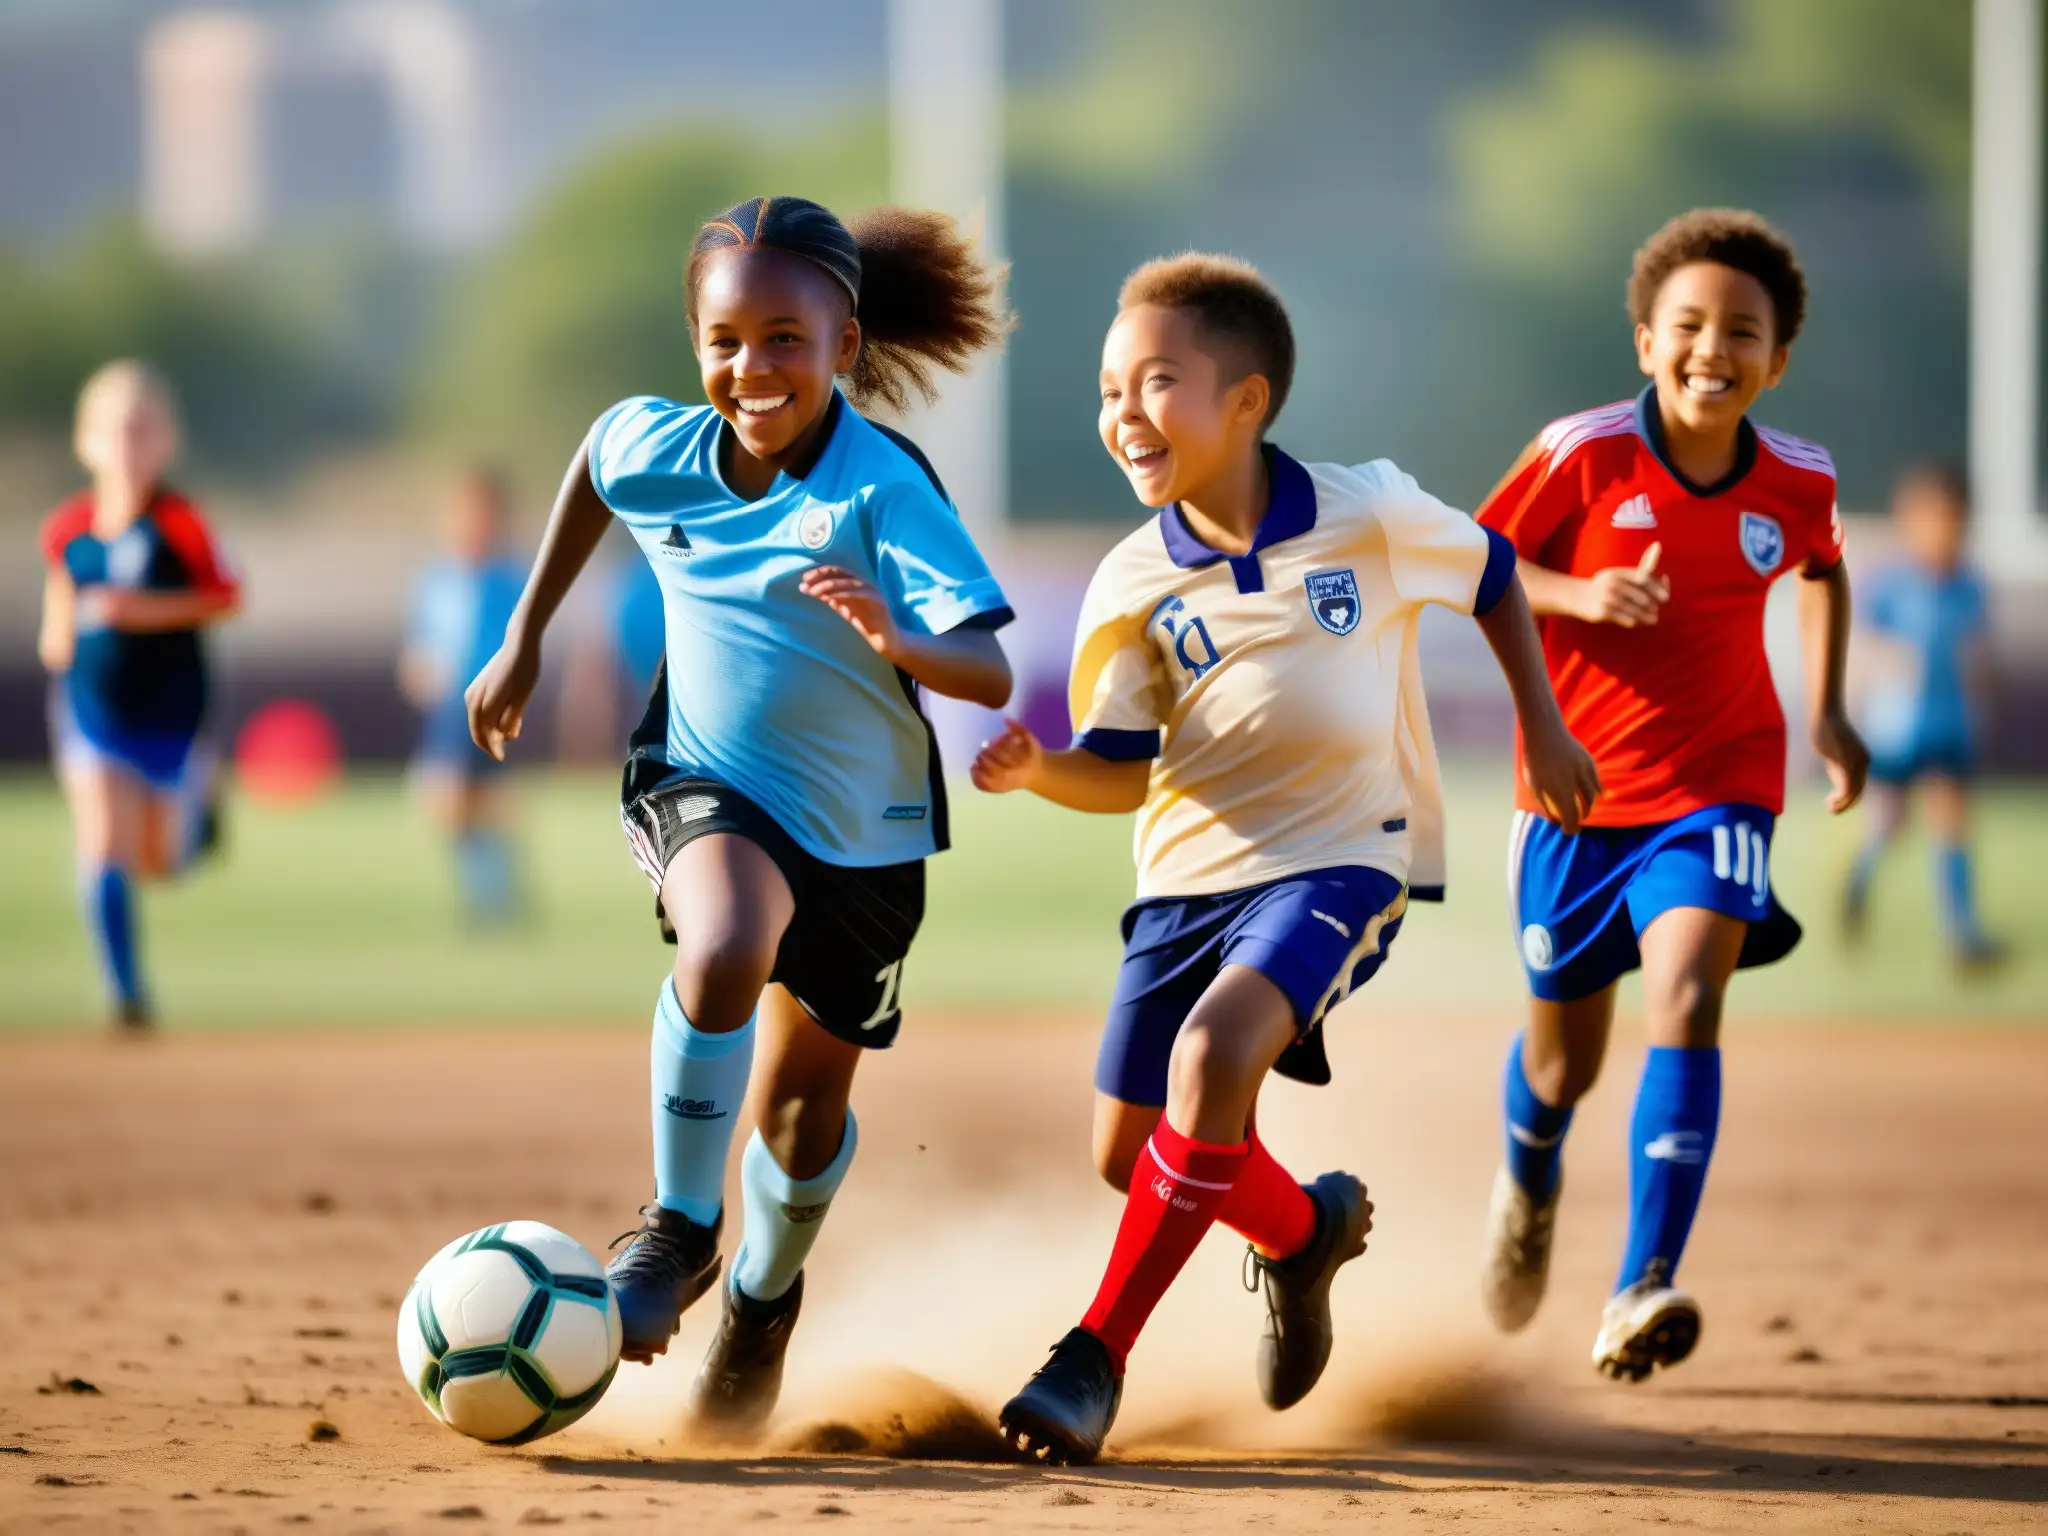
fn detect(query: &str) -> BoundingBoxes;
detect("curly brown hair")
[686,198,1012,414]
[1627,208,1807,346]
[1118,253,1296,427]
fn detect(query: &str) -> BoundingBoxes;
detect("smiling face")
[75,370,179,489]
[1098,303,1269,510]
[692,246,860,468]
[1635,261,1788,438]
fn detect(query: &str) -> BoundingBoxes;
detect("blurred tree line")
[0,0,1982,514]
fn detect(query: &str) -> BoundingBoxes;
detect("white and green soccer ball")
[396,1221,623,1444]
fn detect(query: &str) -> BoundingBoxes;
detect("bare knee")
[1644,972,1724,1050]
[1524,1039,1604,1107]
[1092,1098,1160,1192]
[670,923,778,1029]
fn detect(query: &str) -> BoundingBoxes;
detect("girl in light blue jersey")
[466,197,1014,1434]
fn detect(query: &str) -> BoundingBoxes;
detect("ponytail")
[687,197,1011,413]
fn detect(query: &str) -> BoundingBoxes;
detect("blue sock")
[1503,1034,1572,1203]
[455,829,516,920]
[1617,1046,1721,1293]
[649,978,755,1225]
[1936,843,1979,941]
[732,1112,858,1303]
[1847,836,1886,909]
[82,863,143,1007]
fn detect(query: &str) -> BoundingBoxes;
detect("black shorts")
[620,765,924,1050]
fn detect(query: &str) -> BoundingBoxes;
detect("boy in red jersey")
[1474,210,1867,1381]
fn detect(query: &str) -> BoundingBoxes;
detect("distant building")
[142,1,496,255]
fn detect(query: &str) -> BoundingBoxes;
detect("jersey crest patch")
[798,505,834,550]
[1305,569,1361,635]
[1739,512,1783,576]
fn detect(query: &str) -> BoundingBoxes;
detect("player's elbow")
[969,651,1014,711]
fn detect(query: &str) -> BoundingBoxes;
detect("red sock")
[1216,1131,1317,1259]
[1080,1123,1246,1373]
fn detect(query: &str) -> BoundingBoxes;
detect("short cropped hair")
[1119,253,1296,427]
[1896,459,1969,516]
[1627,209,1807,347]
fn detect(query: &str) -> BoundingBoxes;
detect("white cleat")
[1480,1166,1559,1333]
[1592,1272,1701,1383]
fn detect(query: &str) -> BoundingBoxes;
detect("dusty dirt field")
[2,1011,2045,1534]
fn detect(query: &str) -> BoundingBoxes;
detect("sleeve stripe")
[1755,424,1835,478]
[1472,527,1517,615]
[1075,727,1160,762]
[1536,401,1635,464]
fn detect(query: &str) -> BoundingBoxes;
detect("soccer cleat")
[999,1327,1123,1466]
[113,998,154,1035]
[1592,1270,1701,1383]
[606,1203,723,1363]
[1245,1171,1373,1410]
[688,1272,804,1439]
[1480,1165,1561,1334]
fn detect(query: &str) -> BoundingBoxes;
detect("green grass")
[1,766,2044,1031]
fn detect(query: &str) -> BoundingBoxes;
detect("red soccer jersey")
[1476,390,1844,827]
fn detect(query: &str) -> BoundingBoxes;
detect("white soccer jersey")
[1070,447,1514,900]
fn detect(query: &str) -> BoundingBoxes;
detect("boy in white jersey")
[975,255,1598,1464]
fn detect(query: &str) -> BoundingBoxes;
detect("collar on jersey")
[1158,445,1316,594]
[1634,384,1758,500]
[713,389,847,498]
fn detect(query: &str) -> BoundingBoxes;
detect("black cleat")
[999,1327,1122,1466]
[605,1203,722,1363]
[113,998,154,1035]
[1246,1171,1373,1410]
[688,1272,804,1439]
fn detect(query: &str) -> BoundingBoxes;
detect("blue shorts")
[49,684,195,793]
[1869,738,1973,786]
[1509,803,1802,1003]
[415,700,503,779]
[1097,865,1407,1104]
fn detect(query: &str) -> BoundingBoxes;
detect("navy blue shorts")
[1869,738,1974,786]
[1509,803,1802,1003]
[1096,865,1408,1104]
[414,699,503,779]
[49,683,195,793]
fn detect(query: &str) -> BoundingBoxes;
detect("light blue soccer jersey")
[410,556,527,702]
[588,392,1012,866]
[1860,561,1988,756]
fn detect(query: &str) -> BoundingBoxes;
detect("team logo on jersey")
[1611,493,1658,530]
[798,505,834,550]
[1305,569,1361,635]
[1738,512,1784,576]
[659,524,694,558]
[1150,593,1221,680]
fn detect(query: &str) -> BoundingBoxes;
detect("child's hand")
[465,638,541,761]
[800,565,902,660]
[971,718,1043,794]
[1578,542,1670,627]
[1522,719,1602,834]
[1811,708,1869,814]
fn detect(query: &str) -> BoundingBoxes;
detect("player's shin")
[1080,1123,1248,1371]
[81,862,143,1011]
[731,1113,857,1302]
[650,977,756,1223]
[1617,1046,1721,1291]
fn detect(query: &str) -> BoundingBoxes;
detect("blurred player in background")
[37,360,241,1030]
[1475,210,1868,1382]
[399,467,528,928]
[1842,464,2000,967]
[465,196,1014,1436]
[974,256,1596,1465]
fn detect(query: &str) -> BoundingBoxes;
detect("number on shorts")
[1711,821,1768,904]
[856,960,904,1033]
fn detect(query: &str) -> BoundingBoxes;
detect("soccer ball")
[396,1221,622,1444]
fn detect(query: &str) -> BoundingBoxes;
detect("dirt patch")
[2,1017,2046,1531]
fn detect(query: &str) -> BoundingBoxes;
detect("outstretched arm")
[799,565,1013,709]
[1799,561,1869,814]
[1476,574,1601,832]
[465,442,610,759]
[970,719,1150,814]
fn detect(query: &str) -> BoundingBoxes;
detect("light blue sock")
[1935,843,1980,942]
[82,863,142,1008]
[1503,1034,1572,1204]
[455,829,517,920]
[1617,1046,1721,1293]
[649,978,755,1226]
[731,1112,858,1303]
